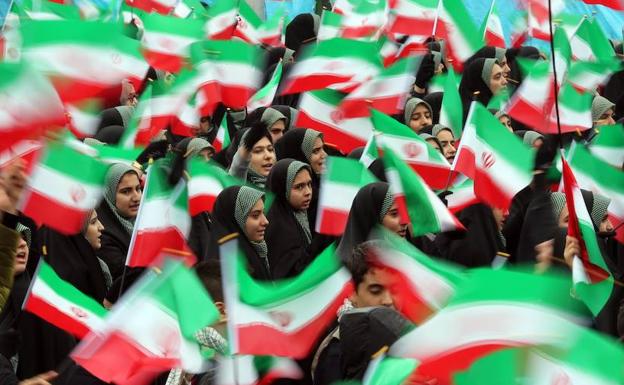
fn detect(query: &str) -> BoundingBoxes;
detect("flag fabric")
[0,140,44,175]
[187,157,240,216]
[545,83,593,134]
[389,268,587,385]
[581,0,624,9]
[568,59,622,93]
[480,0,505,48]
[72,259,220,385]
[204,0,238,40]
[20,20,149,103]
[438,66,462,138]
[382,145,464,236]
[19,140,107,234]
[221,241,353,358]
[561,157,614,316]
[124,0,177,15]
[171,92,201,138]
[434,0,483,70]
[216,355,303,385]
[442,177,478,214]
[90,145,143,167]
[0,61,66,152]
[372,110,454,190]
[247,61,283,112]
[213,115,232,153]
[66,100,102,139]
[589,124,624,168]
[527,0,564,41]
[337,57,419,119]
[280,38,381,95]
[338,0,386,39]
[23,260,108,338]
[369,229,465,324]
[141,13,204,73]
[453,103,534,210]
[234,1,284,46]
[316,156,377,236]
[317,11,342,41]
[387,0,438,36]
[13,0,81,20]
[191,40,263,109]
[126,160,195,268]
[569,17,614,62]
[363,355,419,385]
[296,89,374,153]
[360,133,379,168]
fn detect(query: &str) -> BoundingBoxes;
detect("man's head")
[346,241,394,309]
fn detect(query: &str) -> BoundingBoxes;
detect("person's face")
[558,206,569,228]
[269,120,286,143]
[124,83,138,107]
[116,172,142,218]
[288,169,313,211]
[351,268,394,308]
[198,116,211,135]
[382,201,408,238]
[499,115,513,132]
[500,58,511,78]
[14,237,28,276]
[489,63,508,95]
[245,199,269,242]
[409,104,432,133]
[599,215,614,233]
[249,137,276,177]
[436,129,456,163]
[84,210,105,250]
[199,148,215,161]
[309,137,327,175]
[491,207,508,230]
[426,138,441,152]
[532,138,544,149]
[595,108,616,127]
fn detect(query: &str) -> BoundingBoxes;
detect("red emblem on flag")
[330,110,344,124]
[70,306,88,319]
[70,185,87,204]
[481,151,496,169]
[269,310,293,327]
[403,142,421,158]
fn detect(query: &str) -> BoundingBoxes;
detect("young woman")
[96,163,142,280]
[459,58,507,122]
[212,185,271,280]
[403,97,433,133]
[261,107,289,143]
[432,125,457,163]
[229,123,276,190]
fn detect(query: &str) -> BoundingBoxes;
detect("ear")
[215,301,227,319]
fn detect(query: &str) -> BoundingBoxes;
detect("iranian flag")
[561,156,614,315]
[480,0,505,48]
[221,241,353,358]
[0,61,66,152]
[204,0,238,40]
[19,141,107,234]
[590,124,624,168]
[187,157,240,216]
[213,115,232,153]
[338,0,386,39]
[372,110,454,190]
[124,0,177,15]
[389,268,587,385]
[442,177,478,214]
[581,0,624,9]
[453,102,533,210]
[363,355,419,385]
[383,145,464,235]
[191,40,263,109]
[0,140,44,176]
[280,38,381,95]
[387,0,438,36]
[545,83,593,134]
[337,57,418,119]
[438,66,462,138]
[317,11,342,41]
[216,355,303,385]
[360,133,379,168]
[369,229,465,324]
[296,89,374,153]
[434,0,483,70]
[141,13,204,73]
[23,260,108,338]
[568,59,621,93]
[66,100,102,139]
[126,160,195,268]
[316,156,377,236]
[21,20,149,104]
[569,18,614,62]
[72,259,220,385]
[234,1,284,46]
[171,92,200,138]
[90,145,142,167]
[247,61,282,112]
[527,0,564,41]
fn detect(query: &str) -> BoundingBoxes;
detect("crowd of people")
[0,2,624,385]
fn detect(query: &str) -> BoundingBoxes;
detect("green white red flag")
[480,0,505,48]
[248,61,283,112]
[280,38,381,95]
[187,157,240,216]
[372,110,454,190]
[527,0,564,41]
[568,59,622,93]
[434,0,483,70]
[569,17,614,62]
[72,259,220,385]
[363,354,419,385]
[589,124,624,168]
[234,1,285,46]
[221,240,353,358]
[360,133,379,168]
[382,145,464,236]
[338,0,386,39]
[204,0,238,40]
[23,259,108,339]
[126,160,195,268]
[20,19,149,104]
[369,229,465,324]
[0,61,66,152]
[216,355,303,385]
[296,89,374,153]
[141,13,204,73]
[19,140,108,234]
[317,11,343,41]
[337,57,418,119]
[438,66,462,138]
[453,102,534,210]
[387,0,438,36]
[171,92,200,138]
[441,177,478,214]
[316,156,377,236]
[213,115,232,153]
[66,100,102,139]
[562,156,614,315]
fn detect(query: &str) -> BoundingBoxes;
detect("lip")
[397,229,407,237]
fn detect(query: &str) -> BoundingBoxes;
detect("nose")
[608,116,616,125]
[381,291,394,307]
[260,214,269,227]
[304,185,312,197]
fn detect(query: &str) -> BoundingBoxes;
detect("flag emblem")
[269,311,293,327]
[330,110,344,123]
[70,185,87,203]
[403,142,422,158]
[70,306,89,319]
[481,151,495,169]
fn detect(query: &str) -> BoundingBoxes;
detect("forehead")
[250,198,264,211]
[437,129,454,140]
[412,104,430,115]
[491,63,504,75]
[118,172,139,187]
[293,168,311,183]
[252,137,272,149]
[312,136,324,147]
[360,268,387,287]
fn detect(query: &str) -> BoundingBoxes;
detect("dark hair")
[194,260,224,303]
[345,241,378,287]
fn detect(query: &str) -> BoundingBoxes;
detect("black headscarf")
[335,182,393,261]
[265,159,315,279]
[271,105,299,130]
[285,13,320,53]
[212,186,272,280]
[506,46,541,89]
[459,58,495,123]
[94,125,125,145]
[423,92,443,124]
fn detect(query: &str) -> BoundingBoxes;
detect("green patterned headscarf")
[285,161,312,243]
[234,186,269,268]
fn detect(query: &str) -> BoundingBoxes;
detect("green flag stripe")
[42,143,108,186]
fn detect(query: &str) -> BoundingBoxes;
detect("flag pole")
[547,0,563,149]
